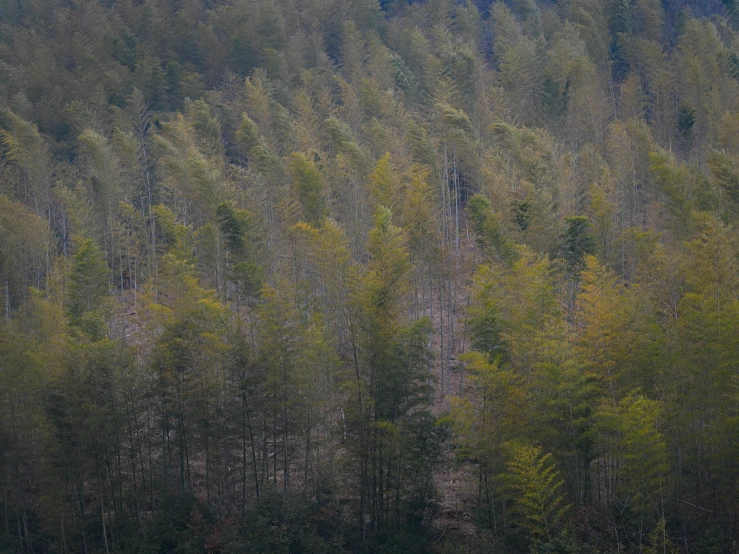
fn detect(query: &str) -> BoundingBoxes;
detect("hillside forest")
[1,0,739,552]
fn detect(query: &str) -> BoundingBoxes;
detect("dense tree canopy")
[1,0,739,552]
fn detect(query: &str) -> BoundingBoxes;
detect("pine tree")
[67,238,110,337]
[561,216,594,274]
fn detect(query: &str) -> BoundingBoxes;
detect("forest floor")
[426,229,481,546]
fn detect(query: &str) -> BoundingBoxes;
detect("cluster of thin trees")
[2,0,739,552]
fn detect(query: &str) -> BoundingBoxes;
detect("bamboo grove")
[1,0,739,552]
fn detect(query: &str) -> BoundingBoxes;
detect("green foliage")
[222,493,348,553]
[216,202,263,298]
[368,152,397,210]
[561,216,593,273]
[449,352,525,471]
[722,0,739,28]
[289,152,327,226]
[235,113,260,154]
[3,1,739,552]
[66,238,110,335]
[467,194,515,262]
[138,492,205,553]
[501,442,569,543]
[0,194,49,311]
[468,267,508,362]
[708,150,739,220]
[596,394,668,520]
[365,207,411,318]
[677,104,695,148]
[540,73,568,127]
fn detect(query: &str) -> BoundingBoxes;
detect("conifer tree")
[67,238,110,337]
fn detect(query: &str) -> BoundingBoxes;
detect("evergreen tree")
[67,238,110,337]
[289,153,327,227]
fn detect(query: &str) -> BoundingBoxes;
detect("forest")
[1,0,739,552]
